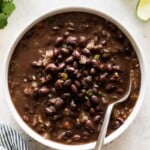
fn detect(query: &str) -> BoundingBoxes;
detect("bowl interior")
[3,7,146,150]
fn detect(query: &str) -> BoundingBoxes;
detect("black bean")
[66,36,77,45]
[74,80,81,88]
[72,50,80,59]
[82,48,90,55]
[99,73,108,81]
[46,63,57,72]
[90,68,96,74]
[117,88,124,93]
[81,80,88,87]
[62,93,71,99]
[92,88,98,94]
[106,64,113,71]
[85,100,91,109]
[55,36,64,46]
[112,118,123,129]
[58,63,65,70]
[79,36,87,46]
[38,87,50,95]
[66,66,75,73]
[75,121,82,129]
[63,79,71,87]
[73,61,78,68]
[90,108,95,115]
[52,26,60,31]
[83,70,88,76]
[55,79,63,89]
[91,59,99,67]
[105,83,116,92]
[112,65,121,71]
[93,115,101,123]
[66,131,72,137]
[53,115,62,120]
[55,97,64,108]
[72,134,81,141]
[54,48,60,57]
[45,106,56,115]
[71,84,78,93]
[48,98,56,104]
[91,95,99,104]
[85,120,95,130]
[57,54,63,60]
[61,48,69,55]
[65,56,74,63]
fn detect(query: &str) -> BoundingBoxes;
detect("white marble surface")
[0,0,150,150]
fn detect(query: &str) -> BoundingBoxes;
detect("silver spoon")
[95,79,132,150]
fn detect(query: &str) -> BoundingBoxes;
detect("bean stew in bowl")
[4,8,146,150]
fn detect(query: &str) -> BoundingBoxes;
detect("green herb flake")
[94,54,100,61]
[86,89,93,96]
[0,0,15,29]
[84,96,89,100]
[61,73,68,81]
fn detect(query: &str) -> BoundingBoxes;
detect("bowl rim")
[2,6,147,150]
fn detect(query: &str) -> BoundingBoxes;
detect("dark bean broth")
[8,12,141,144]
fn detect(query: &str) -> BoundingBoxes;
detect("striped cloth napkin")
[0,124,28,150]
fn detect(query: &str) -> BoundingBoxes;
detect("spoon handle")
[95,103,115,150]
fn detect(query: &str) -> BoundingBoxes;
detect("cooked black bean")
[61,48,69,55]
[65,56,74,63]
[82,48,90,55]
[46,63,57,72]
[91,95,99,104]
[55,36,64,46]
[66,130,72,137]
[55,97,64,108]
[64,79,72,87]
[45,106,56,115]
[72,50,80,59]
[79,36,87,46]
[93,115,101,123]
[90,68,96,74]
[105,83,116,92]
[52,26,60,31]
[85,120,95,130]
[58,63,65,70]
[71,84,78,93]
[38,87,50,95]
[72,134,81,141]
[66,36,78,45]
[55,79,63,89]
[74,80,81,88]
[66,66,75,72]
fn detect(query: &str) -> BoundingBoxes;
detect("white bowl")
[3,7,146,150]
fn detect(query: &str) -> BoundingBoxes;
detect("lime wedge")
[137,0,150,21]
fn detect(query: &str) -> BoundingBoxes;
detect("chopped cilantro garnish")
[0,0,15,29]
[94,54,100,61]
[86,89,93,96]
